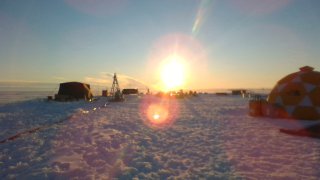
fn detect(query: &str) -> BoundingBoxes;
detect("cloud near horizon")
[52,76,67,81]
[83,72,150,91]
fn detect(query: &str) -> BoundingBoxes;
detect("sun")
[160,55,186,91]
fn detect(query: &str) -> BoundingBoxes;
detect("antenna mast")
[110,73,120,96]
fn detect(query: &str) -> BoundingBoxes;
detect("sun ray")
[192,0,214,35]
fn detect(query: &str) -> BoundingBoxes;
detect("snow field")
[0,94,320,179]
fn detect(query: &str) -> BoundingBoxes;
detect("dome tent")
[267,66,320,120]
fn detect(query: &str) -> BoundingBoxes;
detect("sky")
[0,0,320,90]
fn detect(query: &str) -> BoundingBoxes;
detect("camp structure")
[231,89,251,98]
[231,89,247,95]
[122,89,139,95]
[249,66,320,120]
[55,82,93,101]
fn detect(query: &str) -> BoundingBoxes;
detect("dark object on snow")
[122,88,138,95]
[102,90,108,97]
[109,90,124,102]
[0,115,73,144]
[0,127,41,144]
[109,73,124,102]
[55,82,93,101]
[216,92,229,96]
[232,89,247,95]
[280,123,320,139]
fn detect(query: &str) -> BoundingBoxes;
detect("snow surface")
[0,94,320,179]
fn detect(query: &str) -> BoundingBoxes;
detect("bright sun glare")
[153,113,160,120]
[161,55,186,91]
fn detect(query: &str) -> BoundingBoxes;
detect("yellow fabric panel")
[278,73,298,84]
[292,107,319,120]
[300,72,320,84]
[249,101,262,116]
[309,87,320,106]
[279,82,305,105]
[281,82,306,94]
[267,91,279,104]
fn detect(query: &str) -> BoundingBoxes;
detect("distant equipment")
[122,89,139,95]
[216,92,228,96]
[231,89,247,95]
[102,90,108,97]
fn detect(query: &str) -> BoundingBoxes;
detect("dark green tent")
[55,82,93,101]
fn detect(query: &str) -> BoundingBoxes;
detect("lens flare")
[139,96,180,129]
[192,0,213,35]
[153,113,160,120]
[147,104,169,125]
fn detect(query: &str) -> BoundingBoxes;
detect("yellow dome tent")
[250,66,320,120]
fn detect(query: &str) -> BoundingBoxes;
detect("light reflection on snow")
[153,114,160,120]
[81,110,89,114]
[148,104,168,125]
[139,95,180,129]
